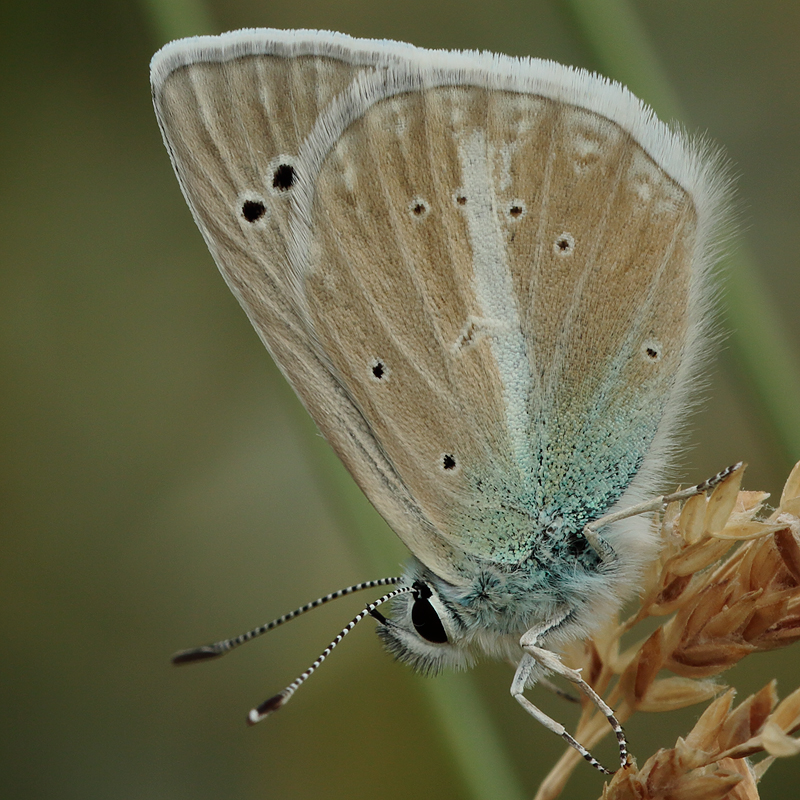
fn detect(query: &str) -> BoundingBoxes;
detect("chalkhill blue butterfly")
[150,29,734,772]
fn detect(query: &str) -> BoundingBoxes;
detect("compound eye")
[411,595,448,644]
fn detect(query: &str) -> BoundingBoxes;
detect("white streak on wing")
[458,130,534,483]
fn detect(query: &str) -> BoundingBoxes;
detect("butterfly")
[151,28,732,773]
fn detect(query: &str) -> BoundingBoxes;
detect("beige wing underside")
[153,42,714,583]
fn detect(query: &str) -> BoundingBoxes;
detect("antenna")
[171,577,403,664]
[247,582,414,724]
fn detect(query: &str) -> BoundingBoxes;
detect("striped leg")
[514,625,629,773]
[583,463,743,563]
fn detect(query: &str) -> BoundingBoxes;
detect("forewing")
[151,35,471,583]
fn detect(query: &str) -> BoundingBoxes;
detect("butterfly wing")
[151,30,729,580]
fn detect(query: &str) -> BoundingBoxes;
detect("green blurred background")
[2,1,800,798]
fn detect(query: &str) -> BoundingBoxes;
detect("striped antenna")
[171,577,403,665]
[248,583,415,724]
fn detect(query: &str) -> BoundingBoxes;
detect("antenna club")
[171,645,222,664]
[248,693,286,725]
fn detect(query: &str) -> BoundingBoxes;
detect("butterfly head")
[374,557,569,675]
[374,569,477,675]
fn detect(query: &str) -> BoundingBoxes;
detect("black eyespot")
[369,358,389,382]
[555,234,574,254]
[241,200,266,222]
[442,454,456,471]
[411,595,448,644]
[506,201,526,220]
[272,163,296,191]
[642,340,663,362]
[409,197,429,219]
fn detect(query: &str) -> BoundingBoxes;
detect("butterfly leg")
[512,614,630,773]
[511,651,617,774]
[583,462,743,563]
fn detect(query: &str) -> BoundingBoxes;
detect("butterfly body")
[152,29,731,756]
